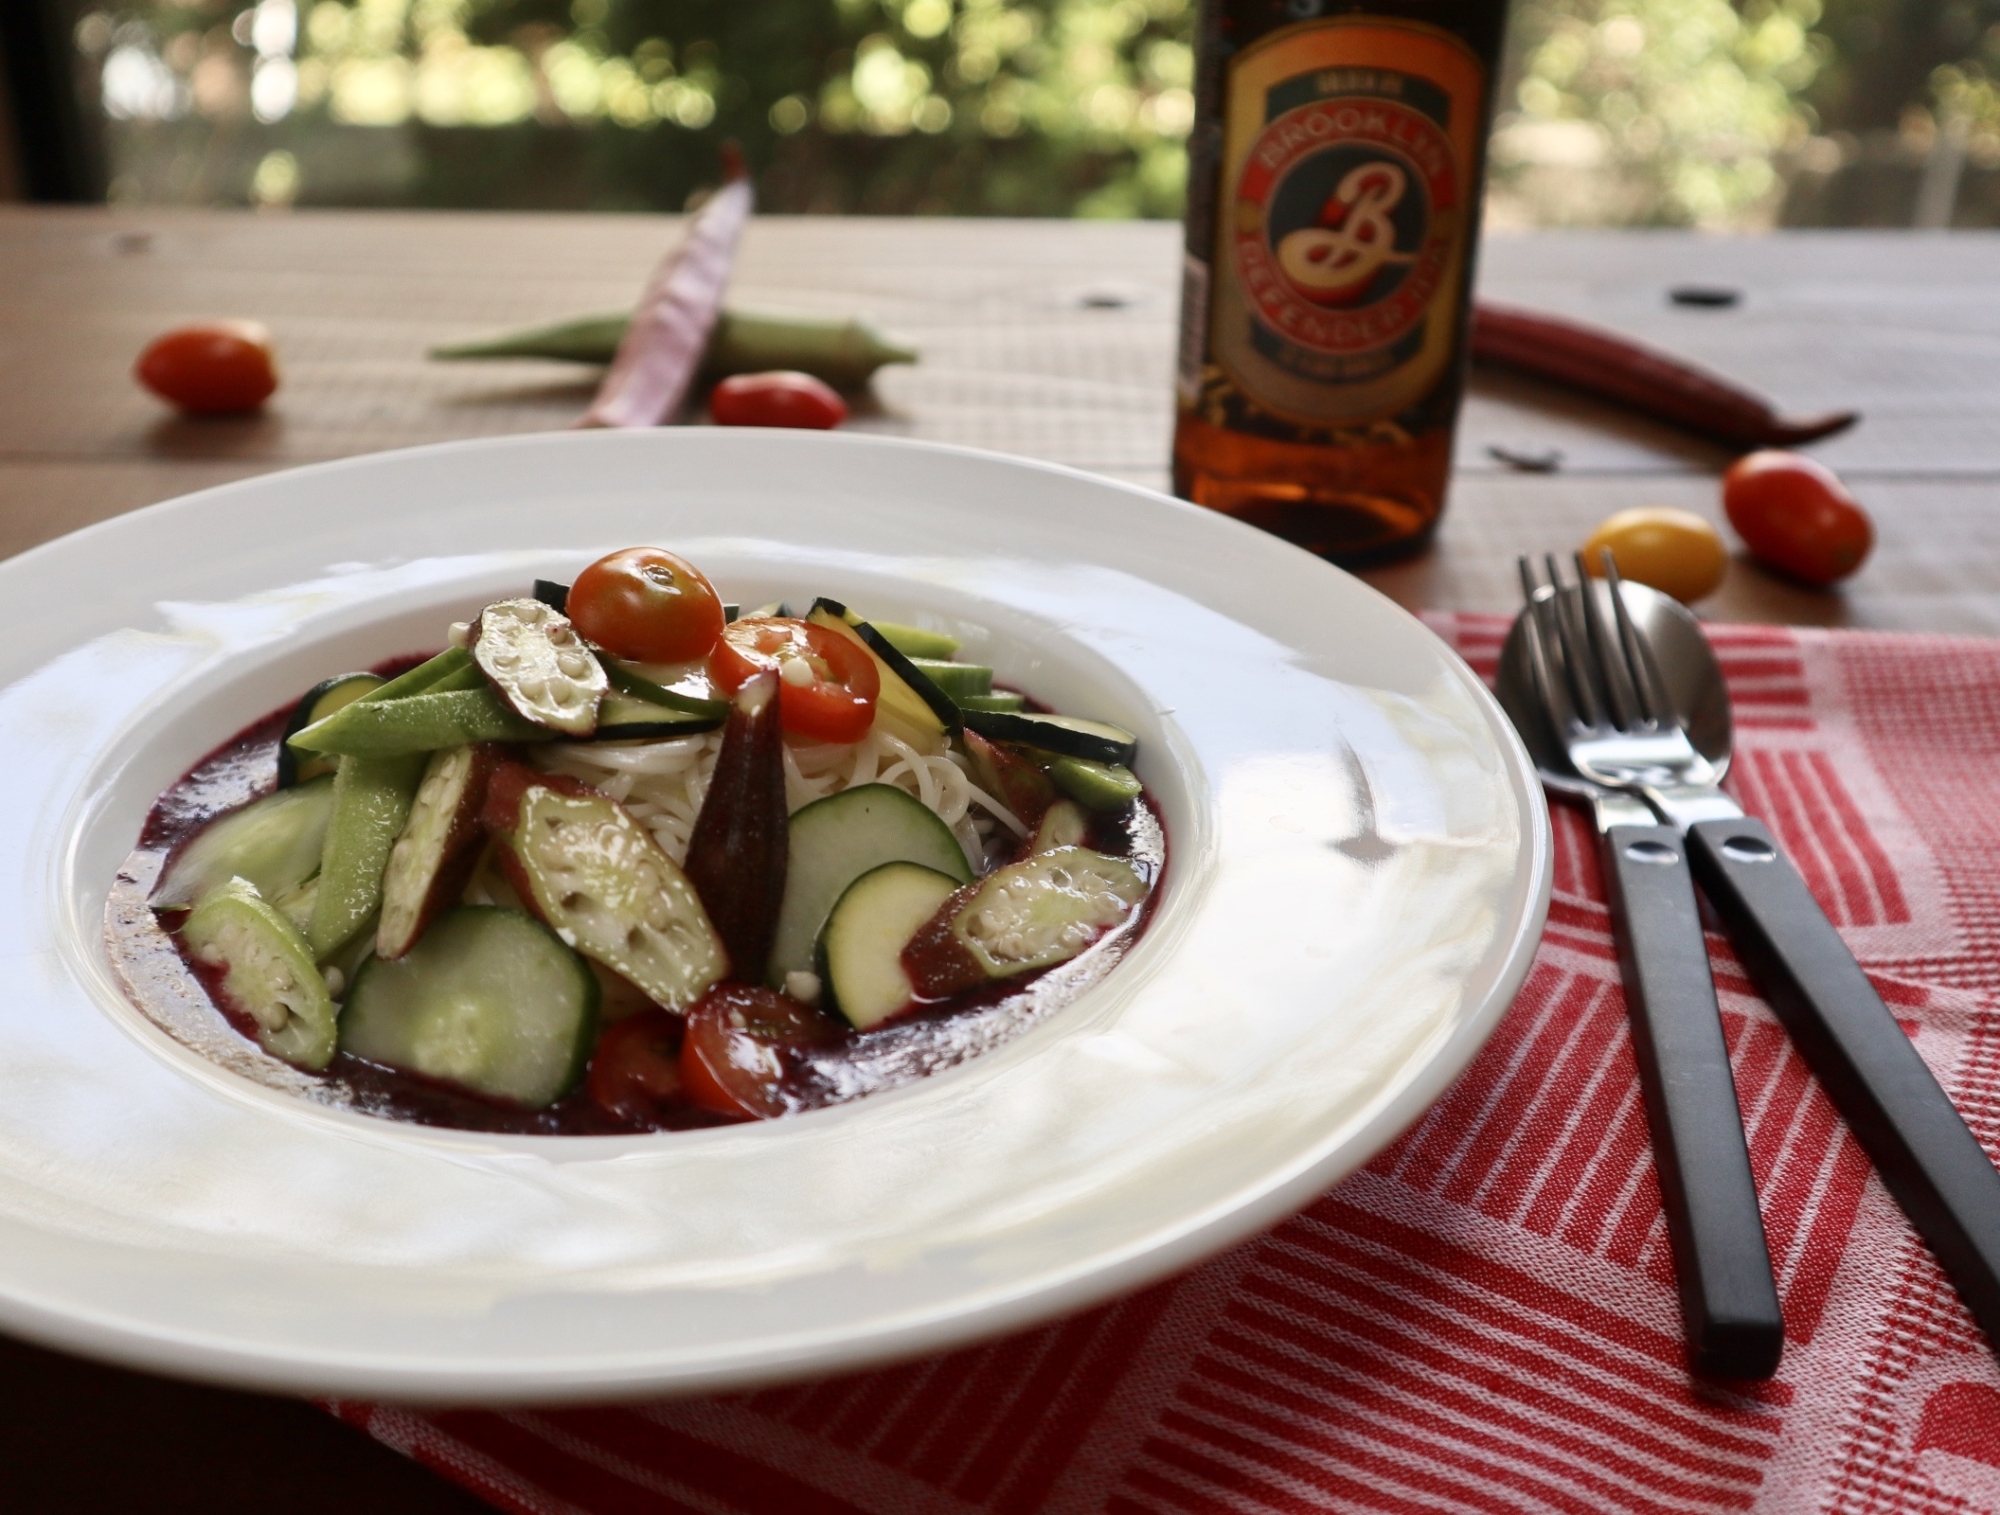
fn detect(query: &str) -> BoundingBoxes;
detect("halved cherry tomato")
[568,546,725,663]
[585,1009,685,1126]
[134,321,279,414]
[709,617,879,743]
[680,984,842,1120]
[1723,451,1873,586]
[708,371,848,430]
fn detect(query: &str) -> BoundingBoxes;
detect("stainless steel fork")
[1538,554,2000,1367]
[1518,553,1783,1379]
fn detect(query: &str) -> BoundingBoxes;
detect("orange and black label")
[1202,20,1484,429]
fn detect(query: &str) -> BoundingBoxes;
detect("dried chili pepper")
[579,147,755,429]
[1470,301,1858,450]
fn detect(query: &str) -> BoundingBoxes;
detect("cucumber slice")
[151,776,337,911]
[587,690,726,741]
[910,658,992,699]
[766,782,974,986]
[821,862,963,1030]
[341,906,598,1107]
[279,672,385,786]
[872,621,961,659]
[181,877,338,1071]
[1049,756,1142,812]
[959,709,1138,766]
[955,691,1025,714]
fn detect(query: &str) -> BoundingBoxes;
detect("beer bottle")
[1172,0,1508,562]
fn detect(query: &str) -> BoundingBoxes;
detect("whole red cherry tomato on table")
[680,984,843,1120]
[134,321,279,413]
[567,546,725,663]
[709,617,880,743]
[1722,450,1873,586]
[708,370,848,430]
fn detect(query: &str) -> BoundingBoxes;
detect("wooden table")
[0,208,1993,1510]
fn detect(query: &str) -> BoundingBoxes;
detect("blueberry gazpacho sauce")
[105,548,1166,1136]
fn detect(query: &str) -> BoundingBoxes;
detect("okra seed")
[556,651,589,678]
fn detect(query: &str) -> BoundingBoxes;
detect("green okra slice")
[308,752,426,959]
[287,687,546,758]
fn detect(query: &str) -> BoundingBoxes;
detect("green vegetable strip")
[599,657,729,718]
[359,647,474,704]
[308,753,425,958]
[289,687,546,757]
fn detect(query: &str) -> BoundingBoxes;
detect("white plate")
[1,430,1547,1403]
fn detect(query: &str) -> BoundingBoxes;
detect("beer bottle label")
[1192,19,1486,434]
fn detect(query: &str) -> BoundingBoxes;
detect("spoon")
[1496,579,1783,1379]
[1496,577,1730,791]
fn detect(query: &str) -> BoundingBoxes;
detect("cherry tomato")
[567,546,725,663]
[709,371,848,430]
[1722,450,1874,586]
[1581,507,1728,603]
[134,321,279,414]
[585,1009,685,1126]
[680,984,842,1120]
[709,617,879,743]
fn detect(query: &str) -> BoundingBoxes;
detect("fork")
[1520,553,1784,1378]
[1542,554,2000,1364]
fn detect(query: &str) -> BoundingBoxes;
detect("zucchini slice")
[151,776,337,912]
[871,621,962,660]
[959,708,1138,766]
[903,846,1148,999]
[821,862,963,1029]
[340,906,598,1107]
[278,672,385,787]
[472,597,608,737]
[595,657,730,730]
[588,690,726,741]
[532,578,570,614]
[376,744,497,960]
[909,658,992,700]
[955,691,1026,714]
[181,877,339,1071]
[807,598,959,737]
[766,782,974,986]
[486,764,728,1010]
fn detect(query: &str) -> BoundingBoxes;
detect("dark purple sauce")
[106,673,1166,1137]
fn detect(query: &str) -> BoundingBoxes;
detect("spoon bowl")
[1496,578,1732,800]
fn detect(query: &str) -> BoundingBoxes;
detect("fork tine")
[1516,555,1577,737]
[1543,553,1605,731]
[1573,551,1643,730]
[1601,549,1675,725]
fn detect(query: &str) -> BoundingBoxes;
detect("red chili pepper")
[708,370,848,430]
[579,146,753,429]
[1470,301,1857,450]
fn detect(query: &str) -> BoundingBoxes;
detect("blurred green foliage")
[81,0,2000,225]
[85,0,1193,215]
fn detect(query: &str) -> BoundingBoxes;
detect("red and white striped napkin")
[328,615,2000,1514]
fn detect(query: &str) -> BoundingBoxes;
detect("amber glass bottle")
[1172,0,1508,562]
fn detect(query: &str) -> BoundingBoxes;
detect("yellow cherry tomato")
[1581,507,1728,604]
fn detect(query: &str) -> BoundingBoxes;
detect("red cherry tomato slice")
[585,1009,685,1127]
[1722,450,1874,587]
[134,321,279,414]
[708,371,848,430]
[680,984,843,1120]
[567,546,726,663]
[709,617,879,743]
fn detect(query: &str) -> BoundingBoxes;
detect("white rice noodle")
[535,720,1027,871]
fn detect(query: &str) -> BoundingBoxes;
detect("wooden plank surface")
[1,210,1996,633]
[0,208,1996,1511]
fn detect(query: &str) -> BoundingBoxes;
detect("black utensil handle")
[1687,816,2000,1353]
[1603,823,1784,1378]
